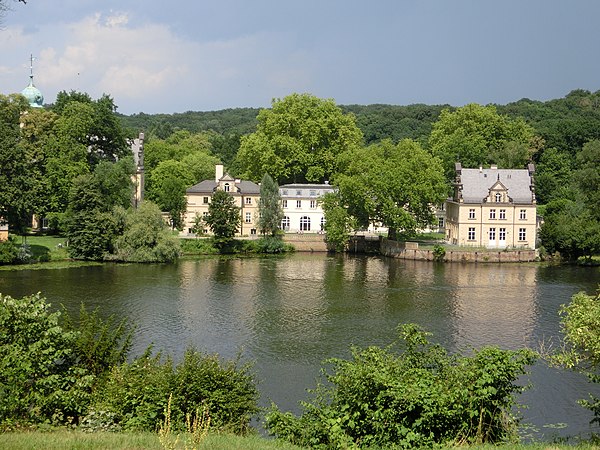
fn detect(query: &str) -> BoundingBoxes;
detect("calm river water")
[1,254,599,440]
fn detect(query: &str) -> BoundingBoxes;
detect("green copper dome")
[22,77,44,108]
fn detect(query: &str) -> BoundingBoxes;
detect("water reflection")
[1,256,599,439]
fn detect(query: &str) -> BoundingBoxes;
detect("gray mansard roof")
[459,167,534,204]
[187,179,260,195]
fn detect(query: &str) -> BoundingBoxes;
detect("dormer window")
[224,183,230,192]
[495,192,502,202]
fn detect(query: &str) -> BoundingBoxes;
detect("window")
[499,209,506,220]
[519,209,527,220]
[468,227,476,241]
[245,212,252,223]
[296,190,302,196]
[495,192,502,202]
[469,209,475,219]
[518,228,526,241]
[310,200,317,209]
[320,217,325,231]
[489,228,496,240]
[300,216,311,231]
[203,196,209,204]
[282,200,288,208]
[250,228,257,235]
[489,209,496,219]
[296,200,302,208]
[310,190,317,197]
[282,189,288,196]
[499,228,506,241]
[281,216,290,231]
[438,217,444,228]
[245,197,252,205]
[224,183,230,192]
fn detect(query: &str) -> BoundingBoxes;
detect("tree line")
[2,88,600,260]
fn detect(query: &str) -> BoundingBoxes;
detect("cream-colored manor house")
[182,165,261,236]
[445,163,537,249]
[182,165,334,236]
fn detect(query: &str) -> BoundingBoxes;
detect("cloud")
[1,10,317,113]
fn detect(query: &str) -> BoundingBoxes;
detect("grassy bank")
[0,431,304,450]
[0,431,597,449]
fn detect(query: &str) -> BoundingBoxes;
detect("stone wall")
[380,238,537,263]
[283,233,328,252]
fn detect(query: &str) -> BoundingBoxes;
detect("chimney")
[490,164,498,170]
[215,164,224,182]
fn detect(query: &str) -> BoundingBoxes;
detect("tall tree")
[332,139,447,240]
[204,190,240,245]
[0,94,32,232]
[257,173,283,236]
[429,103,536,180]
[236,93,363,184]
[147,160,194,230]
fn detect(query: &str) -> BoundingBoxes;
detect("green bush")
[0,293,93,425]
[432,244,446,262]
[180,238,219,255]
[267,324,536,448]
[90,348,259,433]
[256,236,294,254]
[0,238,19,265]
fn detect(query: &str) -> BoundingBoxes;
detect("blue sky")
[1,0,599,115]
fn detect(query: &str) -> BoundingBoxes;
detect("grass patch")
[0,430,305,450]
[12,234,69,261]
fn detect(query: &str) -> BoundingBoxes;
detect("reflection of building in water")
[442,263,537,349]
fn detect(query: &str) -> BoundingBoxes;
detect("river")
[1,254,599,440]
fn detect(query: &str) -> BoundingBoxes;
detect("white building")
[279,183,334,233]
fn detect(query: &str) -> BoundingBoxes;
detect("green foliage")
[0,293,93,425]
[267,324,536,449]
[257,173,283,236]
[236,93,363,184]
[321,192,357,252]
[429,103,536,180]
[255,236,293,254]
[179,238,219,255]
[333,139,447,239]
[0,237,19,265]
[109,202,181,263]
[204,190,241,247]
[557,290,600,425]
[433,244,446,261]
[91,348,259,433]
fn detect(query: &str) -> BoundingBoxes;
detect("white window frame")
[469,209,475,220]
[468,227,476,241]
[519,209,527,220]
[245,212,252,223]
[245,197,252,205]
[518,228,526,241]
[489,209,496,219]
[296,200,302,208]
[499,209,506,220]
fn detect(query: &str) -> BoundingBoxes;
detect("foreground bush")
[0,293,259,434]
[267,324,536,449]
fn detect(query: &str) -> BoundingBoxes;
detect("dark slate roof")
[279,183,335,191]
[460,168,534,204]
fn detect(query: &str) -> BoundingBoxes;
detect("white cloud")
[2,9,319,113]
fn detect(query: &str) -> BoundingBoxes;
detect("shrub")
[256,236,293,254]
[180,238,219,255]
[90,348,259,433]
[267,324,536,448]
[432,244,446,262]
[0,238,19,265]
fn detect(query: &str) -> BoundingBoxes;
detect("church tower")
[21,54,44,108]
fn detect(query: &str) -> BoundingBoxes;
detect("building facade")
[182,165,261,236]
[279,183,334,233]
[445,163,537,249]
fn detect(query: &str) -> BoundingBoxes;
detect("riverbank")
[0,430,596,449]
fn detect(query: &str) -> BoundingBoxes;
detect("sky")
[1,0,599,115]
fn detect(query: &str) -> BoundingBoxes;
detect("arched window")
[300,216,311,231]
[281,216,290,231]
[495,192,501,202]
[224,183,230,192]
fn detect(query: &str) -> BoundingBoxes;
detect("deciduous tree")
[333,139,447,239]
[204,190,240,246]
[236,93,363,184]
